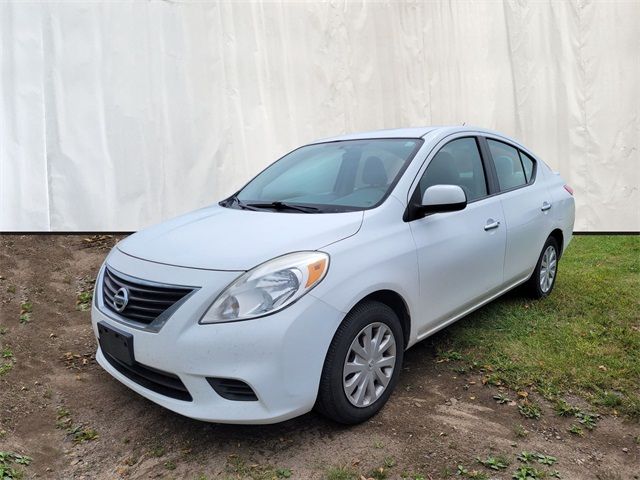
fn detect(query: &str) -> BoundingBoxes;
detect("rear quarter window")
[519,151,536,183]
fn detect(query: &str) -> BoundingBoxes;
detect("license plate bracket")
[98,322,134,367]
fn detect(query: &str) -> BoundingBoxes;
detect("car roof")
[310,125,532,154]
[312,126,440,142]
[311,125,513,143]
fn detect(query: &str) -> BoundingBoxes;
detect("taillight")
[564,184,574,195]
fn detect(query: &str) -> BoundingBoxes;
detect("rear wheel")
[315,301,404,424]
[526,236,559,299]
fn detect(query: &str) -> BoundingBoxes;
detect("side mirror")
[419,185,467,215]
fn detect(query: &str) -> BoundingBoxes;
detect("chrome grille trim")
[101,266,196,330]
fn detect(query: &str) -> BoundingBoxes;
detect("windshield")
[225,138,423,213]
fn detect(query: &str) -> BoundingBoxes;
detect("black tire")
[526,236,560,299]
[315,300,404,424]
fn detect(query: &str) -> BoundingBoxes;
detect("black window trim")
[518,149,537,184]
[404,135,493,222]
[481,136,538,195]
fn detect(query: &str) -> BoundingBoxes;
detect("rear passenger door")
[482,137,553,284]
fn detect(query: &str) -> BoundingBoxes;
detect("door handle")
[541,201,552,211]
[484,219,500,231]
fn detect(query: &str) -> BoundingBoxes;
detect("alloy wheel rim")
[343,322,396,408]
[539,245,557,293]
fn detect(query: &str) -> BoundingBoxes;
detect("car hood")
[117,204,364,271]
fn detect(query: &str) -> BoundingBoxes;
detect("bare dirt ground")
[0,235,638,479]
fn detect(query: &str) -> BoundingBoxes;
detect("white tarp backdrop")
[1,0,638,232]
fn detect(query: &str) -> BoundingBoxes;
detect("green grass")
[224,455,292,480]
[76,290,93,312]
[476,455,510,470]
[326,465,358,480]
[0,362,12,376]
[69,425,98,444]
[438,235,640,418]
[0,451,31,480]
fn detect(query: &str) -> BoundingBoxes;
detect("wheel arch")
[350,289,411,348]
[549,228,564,258]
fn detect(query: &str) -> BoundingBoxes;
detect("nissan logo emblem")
[113,287,129,312]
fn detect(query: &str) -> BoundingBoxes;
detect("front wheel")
[315,301,404,424]
[526,236,560,299]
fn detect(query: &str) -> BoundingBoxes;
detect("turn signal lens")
[564,184,574,195]
[306,258,327,288]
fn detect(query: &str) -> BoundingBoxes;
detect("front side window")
[418,137,488,202]
[487,139,527,191]
[229,139,423,212]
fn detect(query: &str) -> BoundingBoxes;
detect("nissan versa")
[92,126,575,424]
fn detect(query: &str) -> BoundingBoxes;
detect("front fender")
[311,201,420,346]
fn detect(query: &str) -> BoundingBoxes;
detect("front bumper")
[91,249,345,424]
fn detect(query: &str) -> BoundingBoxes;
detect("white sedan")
[91,126,575,424]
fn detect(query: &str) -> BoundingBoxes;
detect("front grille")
[103,350,192,401]
[207,378,258,401]
[102,267,193,325]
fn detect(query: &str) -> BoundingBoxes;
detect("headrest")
[495,155,514,174]
[427,152,459,185]
[362,156,388,186]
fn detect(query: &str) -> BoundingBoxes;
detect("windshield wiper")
[221,194,261,211]
[244,201,320,213]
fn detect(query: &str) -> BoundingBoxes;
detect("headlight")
[200,251,329,323]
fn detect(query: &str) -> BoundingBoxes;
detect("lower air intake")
[207,377,258,401]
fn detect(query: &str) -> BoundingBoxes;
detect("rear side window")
[487,139,527,191]
[418,137,488,202]
[519,151,535,182]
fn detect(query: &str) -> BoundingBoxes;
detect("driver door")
[408,136,506,338]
